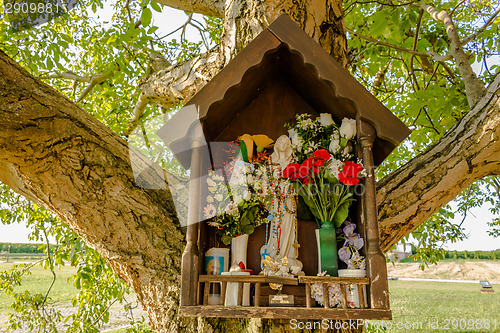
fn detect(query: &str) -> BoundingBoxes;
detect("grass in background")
[0,262,77,313]
[367,280,500,332]
[1,261,499,332]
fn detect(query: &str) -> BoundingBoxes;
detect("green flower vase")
[317,221,338,276]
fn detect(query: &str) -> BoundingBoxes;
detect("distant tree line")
[0,242,45,253]
[444,249,500,260]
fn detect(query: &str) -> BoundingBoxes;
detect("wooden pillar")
[358,120,390,310]
[180,138,204,306]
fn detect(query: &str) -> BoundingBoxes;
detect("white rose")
[319,113,334,127]
[339,118,357,139]
[288,128,301,147]
[329,138,341,154]
[328,158,341,179]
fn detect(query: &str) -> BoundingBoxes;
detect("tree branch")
[461,6,500,46]
[378,73,500,251]
[346,27,452,62]
[135,46,221,107]
[76,70,115,103]
[40,72,91,83]
[152,0,224,18]
[40,69,115,103]
[417,3,486,106]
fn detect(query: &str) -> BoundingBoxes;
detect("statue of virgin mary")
[261,135,303,274]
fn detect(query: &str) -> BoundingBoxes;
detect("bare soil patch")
[387,260,500,282]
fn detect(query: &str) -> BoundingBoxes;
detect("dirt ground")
[387,260,500,282]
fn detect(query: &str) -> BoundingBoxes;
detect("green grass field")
[0,262,77,312]
[367,280,500,332]
[1,261,499,332]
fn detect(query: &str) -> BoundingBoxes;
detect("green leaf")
[242,225,254,234]
[150,1,161,12]
[332,200,352,228]
[141,8,152,27]
[221,234,232,245]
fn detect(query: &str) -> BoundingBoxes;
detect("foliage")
[0,0,221,328]
[205,155,270,245]
[443,249,500,260]
[283,114,361,227]
[0,243,45,253]
[0,184,147,332]
[403,206,467,269]
[345,0,500,259]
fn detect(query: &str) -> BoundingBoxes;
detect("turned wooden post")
[180,137,204,306]
[358,120,390,310]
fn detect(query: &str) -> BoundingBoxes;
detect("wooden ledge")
[199,275,298,285]
[298,276,370,285]
[180,306,392,320]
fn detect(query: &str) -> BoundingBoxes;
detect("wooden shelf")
[199,275,298,285]
[180,306,392,320]
[298,276,369,285]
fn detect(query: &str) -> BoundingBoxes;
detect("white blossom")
[329,138,341,154]
[339,118,356,139]
[328,158,342,179]
[319,113,334,126]
[288,128,302,147]
[214,194,223,202]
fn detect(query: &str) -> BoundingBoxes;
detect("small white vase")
[231,234,249,268]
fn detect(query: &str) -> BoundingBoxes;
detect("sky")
[1,3,499,251]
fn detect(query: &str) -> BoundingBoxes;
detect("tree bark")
[0,50,189,332]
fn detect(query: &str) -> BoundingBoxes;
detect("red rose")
[342,161,364,178]
[298,158,313,178]
[283,163,300,178]
[338,172,360,185]
[312,149,331,161]
[313,159,325,167]
[303,177,310,185]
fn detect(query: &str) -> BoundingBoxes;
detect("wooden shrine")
[158,14,410,320]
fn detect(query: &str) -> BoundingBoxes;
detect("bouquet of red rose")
[282,149,364,227]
